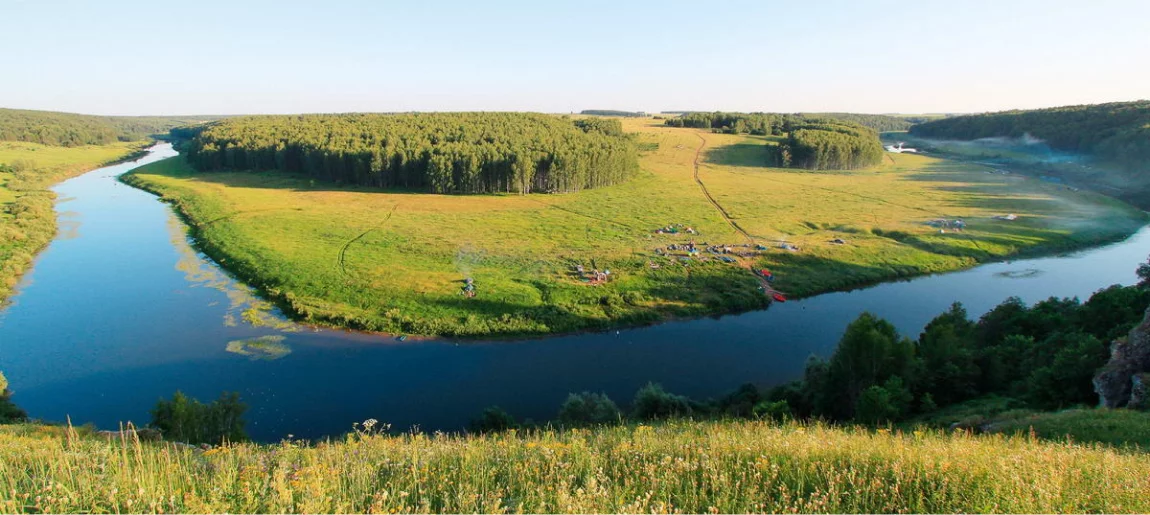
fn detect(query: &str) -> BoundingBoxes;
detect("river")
[1,144,1147,441]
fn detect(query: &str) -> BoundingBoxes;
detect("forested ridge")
[183,113,639,194]
[909,101,1150,168]
[664,111,911,133]
[665,112,886,170]
[0,108,218,147]
[580,110,645,117]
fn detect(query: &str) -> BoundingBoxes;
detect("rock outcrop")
[1094,306,1150,408]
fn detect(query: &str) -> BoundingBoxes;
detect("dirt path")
[692,133,756,244]
[338,204,398,275]
[689,132,784,295]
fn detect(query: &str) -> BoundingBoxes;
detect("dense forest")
[909,101,1150,168]
[579,110,646,117]
[183,113,639,194]
[664,112,885,170]
[797,113,913,132]
[0,108,218,147]
[777,121,885,170]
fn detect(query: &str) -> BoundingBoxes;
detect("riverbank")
[0,141,149,305]
[121,118,1147,338]
[2,418,1147,513]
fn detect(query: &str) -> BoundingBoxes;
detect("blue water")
[1,145,1147,441]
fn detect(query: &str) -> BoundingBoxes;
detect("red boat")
[772,293,788,302]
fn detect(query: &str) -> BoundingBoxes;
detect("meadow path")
[691,132,782,295]
[692,132,755,244]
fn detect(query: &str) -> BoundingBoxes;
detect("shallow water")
[1,145,1147,441]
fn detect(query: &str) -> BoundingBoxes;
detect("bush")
[631,383,692,421]
[469,406,516,434]
[149,391,247,445]
[752,400,792,421]
[558,392,621,426]
[0,371,27,424]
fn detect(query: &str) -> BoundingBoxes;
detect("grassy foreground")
[124,118,1147,337]
[1,419,1147,513]
[0,141,144,303]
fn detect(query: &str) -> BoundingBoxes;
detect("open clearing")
[125,118,1147,337]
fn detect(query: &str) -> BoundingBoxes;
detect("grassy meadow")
[124,118,1147,337]
[2,418,1148,513]
[0,141,144,303]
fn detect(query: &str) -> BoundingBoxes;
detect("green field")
[0,141,144,303]
[124,118,1148,337]
[1,418,1147,513]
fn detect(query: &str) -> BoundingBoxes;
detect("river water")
[1,145,1147,441]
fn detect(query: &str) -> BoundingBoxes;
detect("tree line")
[579,110,645,117]
[908,101,1150,168]
[182,113,639,194]
[0,108,218,147]
[767,273,1149,424]
[664,112,885,170]
[663,111,911,133]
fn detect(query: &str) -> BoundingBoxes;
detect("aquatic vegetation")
[225,335,291,360]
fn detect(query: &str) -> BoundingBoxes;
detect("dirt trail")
[692,133,755,244]
[338,204,398,275]
[690,132,783,295]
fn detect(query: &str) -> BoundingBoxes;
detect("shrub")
[631,383,692,421]
[558,392,621,426]
[149,391,247,445]
[469,406,516,434]
[0,371,27,424]
[752,400,792,421]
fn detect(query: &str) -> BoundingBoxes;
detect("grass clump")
[0,418,1147,513]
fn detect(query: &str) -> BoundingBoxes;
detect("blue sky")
[2,0,1147,115]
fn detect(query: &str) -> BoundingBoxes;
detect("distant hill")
[908,101,1150,208]
[0,108,221,147]
[797,113,914,132]
[909,101,1150,169]
[580,110,646,117]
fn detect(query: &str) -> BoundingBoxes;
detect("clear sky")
[2,0,1147,116]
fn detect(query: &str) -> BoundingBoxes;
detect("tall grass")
[1,419,1147,513]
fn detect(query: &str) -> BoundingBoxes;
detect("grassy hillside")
[905,102,1150,208]
[123,118,1147,337]
[0,141,146,303]
[0,107,218,147]
[0,419,1146,513]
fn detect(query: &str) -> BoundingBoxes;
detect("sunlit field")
[0,141,143,302]
[124,118,1147,337]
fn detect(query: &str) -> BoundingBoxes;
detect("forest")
[763,275,1150,425]
[665,112,885,170]
[908,101,1150,168]
[776,121,885,170]
[663,111,912,133]
[182,113,639,194]
[579,110,645,117]
[0,108,218,147]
